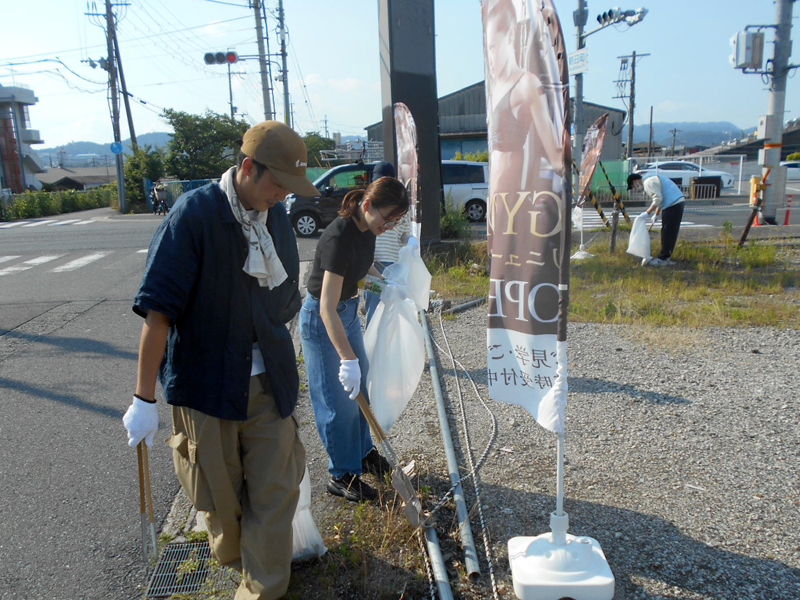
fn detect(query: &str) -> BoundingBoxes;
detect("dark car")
[284,162,376,237]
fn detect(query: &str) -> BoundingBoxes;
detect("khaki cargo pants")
[168,375,306,600]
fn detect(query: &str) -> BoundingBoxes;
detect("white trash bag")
[363,238,430,432]
[572,205,585,231]
[364,286,425,432]
[291,466,326,562]
[627,212,652,261]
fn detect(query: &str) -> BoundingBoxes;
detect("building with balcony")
[0,84,45,193]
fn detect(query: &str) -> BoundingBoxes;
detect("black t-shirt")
[306,216,376,301]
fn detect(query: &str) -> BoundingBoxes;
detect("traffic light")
[597,7,621,25]
[596,7,645,27]
[203,51,238,65]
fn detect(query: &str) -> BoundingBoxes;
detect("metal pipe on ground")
[441,296,487,317]
[424,525,455,600]
[421,310,482,580]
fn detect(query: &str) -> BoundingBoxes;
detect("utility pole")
[761,0,794,224]
[572,1,588,190]
[252,0,273,121]
[647,106,653,158]
[112,25,137,151]
[615,51,649,159]
[104,0,126,213]
[323,115,329,138]
[572,3,647,186]
[669,128,680,156]
[277,0,291,127]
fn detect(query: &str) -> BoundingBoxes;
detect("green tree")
[787,152,800,161]
[303,132,336,167]
[162,109,249,180]
[124,145,165,213]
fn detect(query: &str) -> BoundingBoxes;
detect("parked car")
[285,159,491,236]
[442,160,489,222]
[284,162,376,237]
[634,161,735,190]
[780,160,800,181]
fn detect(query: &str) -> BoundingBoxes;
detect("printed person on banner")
[485,0,563,194]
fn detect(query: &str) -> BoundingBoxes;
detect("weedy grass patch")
[423,235,800,329]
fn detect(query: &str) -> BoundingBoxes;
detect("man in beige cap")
[123,121,318,599]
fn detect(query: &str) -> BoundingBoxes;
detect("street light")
[572,2,648,189]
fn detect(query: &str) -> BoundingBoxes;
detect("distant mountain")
[35,132,173,163]
[632,121,757,147]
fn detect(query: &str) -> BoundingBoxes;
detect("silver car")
[634,161,735,189]
[441,160,489,222]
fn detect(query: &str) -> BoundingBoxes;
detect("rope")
[427,306,501,600]
[416,528,437,600]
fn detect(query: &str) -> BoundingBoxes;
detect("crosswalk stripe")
[51,252,111,272]
[72,220,95,225]
[49,219,81,226]
[0,221,30,229]
[21,220,57,227]
[0,255,64,277]
[0,255,22,264]
[137,249,148,253]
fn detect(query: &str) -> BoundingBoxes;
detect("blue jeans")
[299,294,373,477]
[364,261,392,328]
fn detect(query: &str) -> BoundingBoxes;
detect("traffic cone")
[784,195,793,226]
[755,210,763,226]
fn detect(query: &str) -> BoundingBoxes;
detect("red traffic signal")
[203,51,238,65]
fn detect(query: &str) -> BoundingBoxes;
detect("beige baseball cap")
[240,121,318,196]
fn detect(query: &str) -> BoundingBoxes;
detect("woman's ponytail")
[339,189,365,218]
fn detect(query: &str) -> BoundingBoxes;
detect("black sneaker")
[327,473,377,502]
[362,448,392,480]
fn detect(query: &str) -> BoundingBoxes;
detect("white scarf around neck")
[220,166,288,289]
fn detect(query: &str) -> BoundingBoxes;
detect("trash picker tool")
[356,392,431,528]
[137,442,158,560]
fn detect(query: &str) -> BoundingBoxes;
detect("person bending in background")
[627,172,685,266]
[300,176,409,502]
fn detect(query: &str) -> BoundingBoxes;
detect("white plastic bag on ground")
[291,466,326,562]
[627,212,651,261]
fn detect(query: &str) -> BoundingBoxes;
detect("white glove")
[406,236,419,250]
[338,359,361,400]
[123,396,159,448]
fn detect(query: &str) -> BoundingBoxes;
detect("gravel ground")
[163,303,800,600]
[362,306,800,600]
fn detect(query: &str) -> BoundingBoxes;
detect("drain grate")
[145,541,239,598]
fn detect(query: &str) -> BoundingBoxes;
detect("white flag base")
[570,245,594,260]
[508,512,615,600]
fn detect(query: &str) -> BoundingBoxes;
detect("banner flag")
[393,102,421,239]
[576,113,609,208]
[482,0,572,434]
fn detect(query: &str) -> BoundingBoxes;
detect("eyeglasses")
[376,206,405,227]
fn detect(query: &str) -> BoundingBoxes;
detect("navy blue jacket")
[133,182,301,420]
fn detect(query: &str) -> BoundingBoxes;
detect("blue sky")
[0,1,796,148]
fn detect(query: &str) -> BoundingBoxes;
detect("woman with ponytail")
[300,176,409,502]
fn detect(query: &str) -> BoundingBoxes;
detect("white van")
[441,160,489,222]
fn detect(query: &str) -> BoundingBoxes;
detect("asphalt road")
[0,192,796,599]
[0,207,318,600]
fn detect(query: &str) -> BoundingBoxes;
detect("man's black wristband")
[134,393,157,404]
